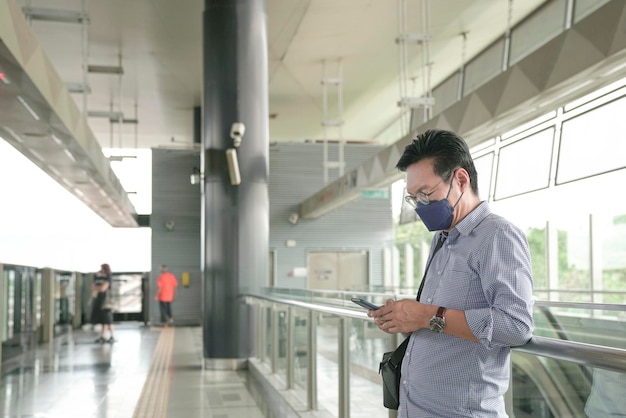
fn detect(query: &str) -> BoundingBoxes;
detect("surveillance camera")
[288,213,299,225]
[230,122,245,147]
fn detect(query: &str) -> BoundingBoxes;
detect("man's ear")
[456,168,471,191]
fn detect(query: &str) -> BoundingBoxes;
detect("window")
[495,128,554,200]
[557,96,626,184]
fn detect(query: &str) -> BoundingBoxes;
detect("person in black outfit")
[92,263,116,343]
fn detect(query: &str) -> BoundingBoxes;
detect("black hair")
[396,129,479,196]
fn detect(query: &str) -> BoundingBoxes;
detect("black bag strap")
[388,335,410,367]
[415,232,447,301]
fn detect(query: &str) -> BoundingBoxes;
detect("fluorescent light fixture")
[48,166,61,176]
[61,177,73,187]
[51,134,64,145]
[17,96,40,120]
[2,126,23,143]
[30,149,45,161]
[99,188,108,197]
[74,188,85,197]
[63,149,77,162]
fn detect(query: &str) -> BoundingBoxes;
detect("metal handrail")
[247,293,626,372]
[517,336,626,373]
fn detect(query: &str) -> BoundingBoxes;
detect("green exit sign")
[360,189,389,199]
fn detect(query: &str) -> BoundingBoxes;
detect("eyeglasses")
[404,179,444,207]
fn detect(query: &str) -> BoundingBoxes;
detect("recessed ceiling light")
[17,96,40,121]
[64,149,77,162]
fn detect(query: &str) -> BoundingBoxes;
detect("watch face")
[429,316,445,333]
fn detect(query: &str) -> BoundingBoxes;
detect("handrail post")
[287,307,295,389]
[271,303,278,373]
[338,317,350,418]
[307,310,318,410]
[259,304,266,363]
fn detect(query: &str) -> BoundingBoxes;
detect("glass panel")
[564,78,626,113]
[501,111,557,141]
[557,95,626,184]
[554,215,591,302]
[114,273,143,313]
[469,137,496,154]
[463,38,505,96]
[431,73,459,117]
[515,301,626,416]
[264,305,272,363]
[574,0,611,23]
[317,314,339,415]
[583,368,626,416]
[393,220,431,291]
[595,212,626,305]
[526,224,548,292]
[495,128,554,200]
[275,309,288,383]
[349,317,390,417]
[509,0,567,65]
[292,308,309,401]
[511,351,593,417]
[533,303,626,349]
[473,152,494,201]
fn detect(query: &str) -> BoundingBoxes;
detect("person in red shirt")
[155,264,178,327]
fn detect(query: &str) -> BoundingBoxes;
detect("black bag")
[379,337,409,410]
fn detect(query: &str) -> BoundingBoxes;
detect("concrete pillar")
[202,0,269,368]
[73,272,82,329]
[41,268,55,343]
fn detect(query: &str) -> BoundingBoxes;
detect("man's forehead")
[406,160,437,186]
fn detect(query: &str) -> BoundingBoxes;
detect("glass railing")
[247,288,626,418]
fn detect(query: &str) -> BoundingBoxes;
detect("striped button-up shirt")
[399,202,534,417]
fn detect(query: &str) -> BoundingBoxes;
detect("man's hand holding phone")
[351,297,380,310]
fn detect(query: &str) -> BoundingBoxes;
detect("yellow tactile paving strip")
[132,328,175,418]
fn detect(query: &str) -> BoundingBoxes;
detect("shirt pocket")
[437,269,485,310]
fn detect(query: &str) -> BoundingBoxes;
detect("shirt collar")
[453,201,491,237]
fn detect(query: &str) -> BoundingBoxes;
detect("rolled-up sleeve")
[465,224,534,348]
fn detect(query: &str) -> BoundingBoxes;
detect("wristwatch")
[429,306,447,333]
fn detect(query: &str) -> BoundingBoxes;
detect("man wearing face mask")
[369,129,534,417]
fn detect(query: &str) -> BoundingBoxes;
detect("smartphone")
[351,297,380,310]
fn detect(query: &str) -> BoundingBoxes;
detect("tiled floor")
[0,324,268,418]
[0,323,387,418]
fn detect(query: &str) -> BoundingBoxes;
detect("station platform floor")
[0,324,270,418]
